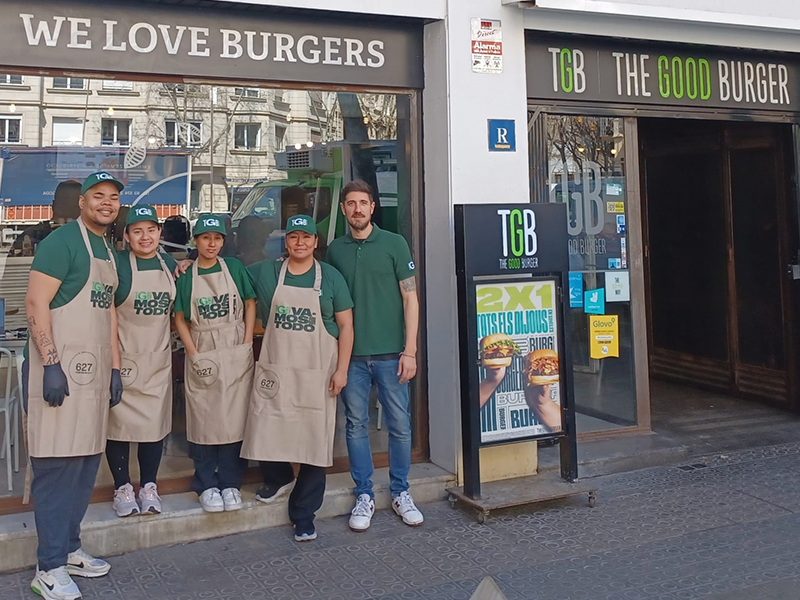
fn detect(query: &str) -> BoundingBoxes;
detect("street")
[3,441,800,599]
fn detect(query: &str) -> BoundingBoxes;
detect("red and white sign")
[471,18,502,74]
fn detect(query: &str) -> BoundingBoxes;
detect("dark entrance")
[640,119,797,407]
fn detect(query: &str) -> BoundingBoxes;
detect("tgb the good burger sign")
[0,0,423,89]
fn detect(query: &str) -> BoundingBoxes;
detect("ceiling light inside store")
[8,104,15,113]
[306,141,314,148]
[362,116,370,124]
[294,143,302,150]
[577,146,585,153]
[107,107,115,116]
[286,113,293,122]
[610,148,617,155]
[148,136,157,144]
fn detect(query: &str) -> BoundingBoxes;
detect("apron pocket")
[254,363,331,412]
[62,343,108,389]
[186,349,223,389]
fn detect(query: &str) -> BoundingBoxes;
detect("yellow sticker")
[606,202,625,214]
[589,315,619,359]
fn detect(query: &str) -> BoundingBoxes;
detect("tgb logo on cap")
[135,207,152,216]
[96,172,114,181]
[291,217,308,226]
[203,217,220,227]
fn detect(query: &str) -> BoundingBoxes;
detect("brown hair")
[340,180,374,204]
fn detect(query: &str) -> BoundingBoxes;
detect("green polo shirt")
[114,251,179,306]
[326,224,416,355]
[246,260,353,338]
[174,257,256,322]
[26,219,117,360]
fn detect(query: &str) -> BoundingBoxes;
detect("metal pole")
[559,271,579,482]
[209,86,215,213]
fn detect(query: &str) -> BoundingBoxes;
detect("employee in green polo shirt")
[326,180,422,532]
[173,215,256,513]
[106,204,180,520]
[242,215,353,542]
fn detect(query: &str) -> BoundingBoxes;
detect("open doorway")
[640,118,800,449]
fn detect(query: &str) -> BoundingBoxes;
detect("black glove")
[43,363,69,407]
[110,369,123,408]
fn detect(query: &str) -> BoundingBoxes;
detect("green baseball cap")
[125,204,159,227]
[285,214,316,235]
[193,214,227,237]
[81,171,124,195]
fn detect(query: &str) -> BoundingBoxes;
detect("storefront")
[524,31,800,436]
[0,0,427,510]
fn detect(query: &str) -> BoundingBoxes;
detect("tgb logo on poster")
[496,208,538,271]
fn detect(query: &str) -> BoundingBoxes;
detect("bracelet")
[401,353,416,359]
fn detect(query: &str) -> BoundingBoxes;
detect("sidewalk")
[4,442,800,600]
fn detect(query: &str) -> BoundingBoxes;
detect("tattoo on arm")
[27,316,36,328]
[400,277,417,293]
[45,347,59,366]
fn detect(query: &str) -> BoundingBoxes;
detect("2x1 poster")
[476,279,562,443]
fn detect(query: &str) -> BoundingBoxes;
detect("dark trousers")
[260,461,326,528]
[188,441,247,495]
[31,454,102,572]
[105,439,165,489]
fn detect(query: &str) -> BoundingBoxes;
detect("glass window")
[165,120,202,148]
[234,87,259,98]
[102,80,134,91]
[52,118,83,146]
[101,119,131,146]
[53,77,85,90]
[0,78,418,501]
[274,125,286,151]
[542,114,636,432]
[0,75,23,85]
[0,116,21,143]
[234,123,260,150]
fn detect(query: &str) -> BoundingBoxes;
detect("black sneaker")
[294,521,317,542]
[255,480,295,504]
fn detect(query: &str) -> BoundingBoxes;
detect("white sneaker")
[112,483,139,518]
[31,566,81,600]
[66,548,111,578]
[392,491,424,526]
[221,487,243,512]
[138,482,162,515]
[348,494,375,532]
[199,487,224,513]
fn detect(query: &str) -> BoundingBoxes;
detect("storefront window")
[0,76,416,499]
[541,114,637,432]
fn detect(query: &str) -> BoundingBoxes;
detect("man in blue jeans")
[326,179,422,531]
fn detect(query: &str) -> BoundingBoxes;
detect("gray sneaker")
[348,494,375,532]
[112,483,140,518]
[138,482,162,515]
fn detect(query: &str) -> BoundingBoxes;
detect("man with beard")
[326,180,422,532]
[24,172,124,600]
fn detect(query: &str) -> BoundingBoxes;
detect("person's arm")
[397,276,419,384]
[524,385,562,432]
[109,303,123,406]
[244,299,256,345]
[174,313,198,357]
[479,367,507,408]
[330,309,354,396]
[25,271,62,366]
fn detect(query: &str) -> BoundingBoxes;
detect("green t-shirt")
[246,260,353,339]
[326,224,416,355]
[174,257,256,322]
[114,251,179,306]
[30,219,117,310]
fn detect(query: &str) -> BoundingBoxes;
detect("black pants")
[31,454,102,571]
[260,461,326,528]
[189,441,247,495]
[105,439,165,489]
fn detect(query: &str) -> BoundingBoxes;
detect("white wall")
[423,1,530,473]
[213,0,446,20]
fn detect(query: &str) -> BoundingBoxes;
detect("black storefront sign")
[455,203,578,498]
[0,0,423,89]
[526,32,800,112]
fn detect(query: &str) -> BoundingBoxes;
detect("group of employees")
[23,173,420,600]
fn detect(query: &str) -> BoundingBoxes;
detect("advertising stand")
[447,203,597,522]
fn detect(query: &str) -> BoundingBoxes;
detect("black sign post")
[450,203,594,520]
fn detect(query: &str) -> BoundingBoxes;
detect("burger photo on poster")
[479,333,521,368]
[523,348,559,386]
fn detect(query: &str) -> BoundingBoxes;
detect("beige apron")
[241,260,338,467]
[107,252,175,442]
[184,258,253,444]
[27,217,118,458]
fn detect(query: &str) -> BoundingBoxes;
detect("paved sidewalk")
[4,442,800,600]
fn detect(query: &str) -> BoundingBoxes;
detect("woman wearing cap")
[173,214,256,513]
[242,214,353,542]
[105,204,180,518]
